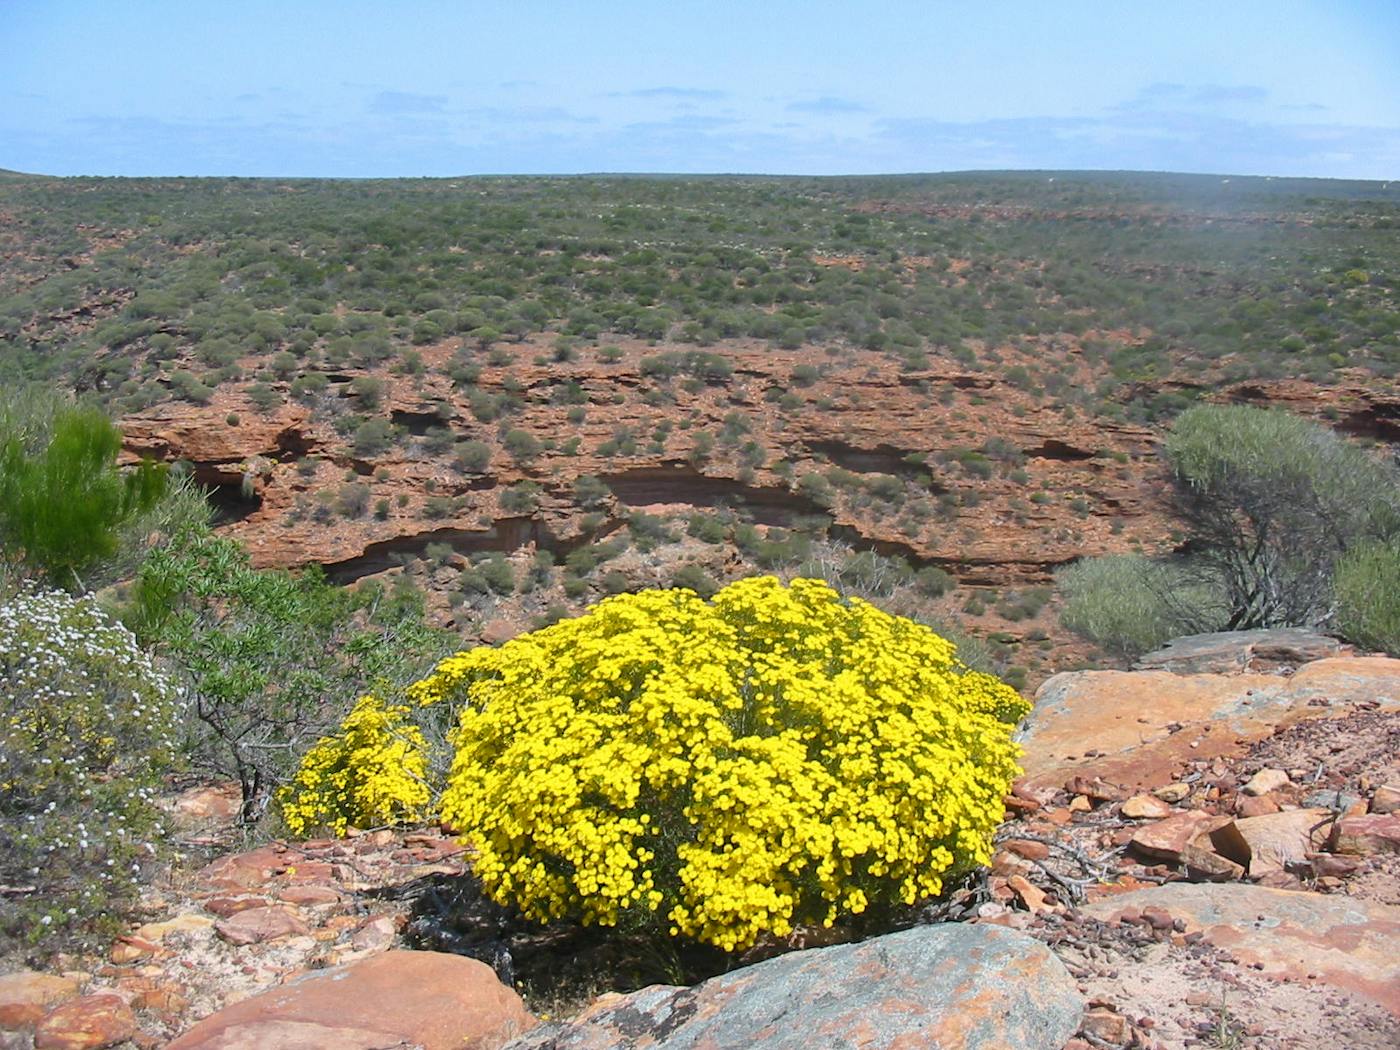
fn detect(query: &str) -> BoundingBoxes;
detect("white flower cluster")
[1,588,183,947]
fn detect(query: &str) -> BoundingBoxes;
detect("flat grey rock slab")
[503,923,1084,1050]
[1135,629,1343,675]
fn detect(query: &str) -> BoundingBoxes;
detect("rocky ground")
[2,629,1398,1049]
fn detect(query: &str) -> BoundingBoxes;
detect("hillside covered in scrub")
[2,170,1400,1049]
[2,170,1398,682]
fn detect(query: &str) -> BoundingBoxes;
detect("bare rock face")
[165,950,535,1050]
[1082,883,1400,1015]
[0,972,80,1029]
[116,342,1171,592]
[1134,628,1345,675]
[120,402,317,484]
[163,782,243,832]
[32,993,137,1050]
[1333,813,1400,856]
[1018,655,1400,795]
[503,924,1083,1050]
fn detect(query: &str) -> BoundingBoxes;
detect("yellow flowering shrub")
[279,694,430,837]
[422,575,1029,952]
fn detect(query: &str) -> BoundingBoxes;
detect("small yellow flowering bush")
[420,576,1028,952]
[279,694,430,837]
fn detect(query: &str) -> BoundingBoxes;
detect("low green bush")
[1334,540,1400,654]
[1056,554,1219,659]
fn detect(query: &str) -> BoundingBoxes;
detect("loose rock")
[1082,882,1400,1012]
[0,972,80,1030]
[213,905,309,946]
[1229,808,1333,876]
[1332,813,1400,856]
[33,993,137,1050]
[1122,793,1173,820]
[1242,768,1291,796]
[166,950,534,1050]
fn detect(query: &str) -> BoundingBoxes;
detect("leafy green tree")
[1164,404,1399,630]
[130,524,448,824]
[1060,405,1400,657]
[0,399,166,589]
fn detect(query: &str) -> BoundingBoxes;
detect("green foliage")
[130,524,448,824]
[1057,554,1221,659]
[454,439,492,473]
[837,549,913,596]
[1334,540,1400,654]
[352,418,396,457]
[0,397,167,588]
[669,562,719,598]
[639,350,733,383]
[1164,404,1399,629]
[1,590,182,951]
[499,482,541,515]
[573,474,612,509]
[1061,406,1400,658]
[914,564,955,598]
[350,375,385,410]
[503,427,542,464]
[476,553,517,595]
[4,172,1399,423]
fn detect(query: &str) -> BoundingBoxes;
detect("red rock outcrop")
[1083,884,1400,1014]
[1018,655,1400,795]
[166,951,535,1050]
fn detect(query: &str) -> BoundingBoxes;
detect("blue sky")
[3,1,1398,178]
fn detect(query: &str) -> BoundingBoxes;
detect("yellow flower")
[423,576,1027,951]
[279,695,431,836]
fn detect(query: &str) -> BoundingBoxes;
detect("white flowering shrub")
[0,589,182,950]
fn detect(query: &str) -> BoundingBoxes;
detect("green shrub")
[0,401,166,589]
[131,525,446,823]
[503,428,542,464]
[838,550,912,596]
[1335,541,1400,654]
[454,440,492,474]
[353,418,396,457]
[600,568,631,594]
[1,590,182,950]
[914,565,955,598]
[573,474,612,509]
[687,512,728,544]
[1056,554,1218,659]
[1165,404,1400,629]
[669,562,719,598]
[337,482,371,518]
[500,482,540,515]
[350,376,384,410]
[478,554,517,596]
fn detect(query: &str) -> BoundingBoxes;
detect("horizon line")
[3,165,1397,185]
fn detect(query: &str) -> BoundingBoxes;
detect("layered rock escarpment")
[119,340,1400,605]
[119,337,1171,587]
